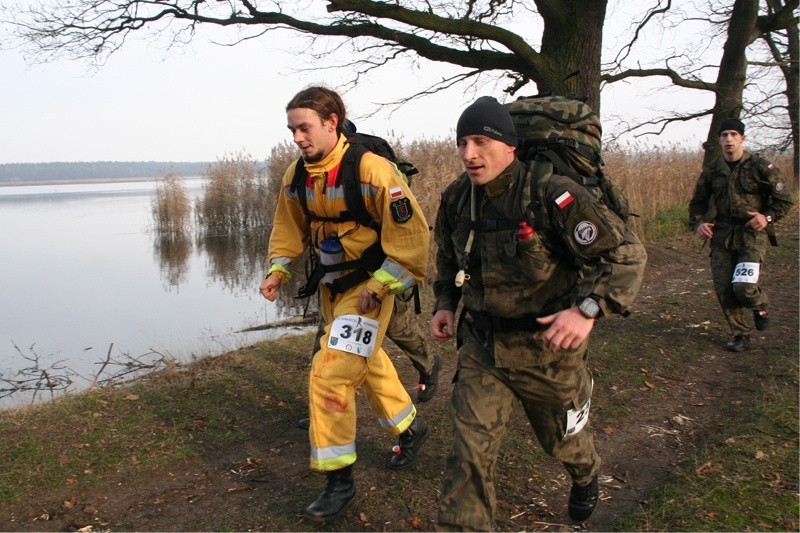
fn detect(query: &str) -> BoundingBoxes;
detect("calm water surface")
[0,179,312,408]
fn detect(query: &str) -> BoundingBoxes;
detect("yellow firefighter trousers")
[309,287,416,471]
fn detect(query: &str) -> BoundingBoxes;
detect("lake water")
[0,179,314,408]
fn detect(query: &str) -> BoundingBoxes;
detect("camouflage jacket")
[433,158,647,367]
[688,151,793,251]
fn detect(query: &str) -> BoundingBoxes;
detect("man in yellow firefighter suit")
[259,86,431,523]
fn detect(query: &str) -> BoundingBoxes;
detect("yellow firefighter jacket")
[268,134,429,301]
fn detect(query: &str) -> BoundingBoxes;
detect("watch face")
[580,298,600,318]
[766,215,773,223]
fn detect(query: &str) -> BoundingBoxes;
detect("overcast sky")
[0,10,712,165]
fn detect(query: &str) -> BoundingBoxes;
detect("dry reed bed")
[153,139,796,278]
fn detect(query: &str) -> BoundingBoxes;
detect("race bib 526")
[732,262,760,284]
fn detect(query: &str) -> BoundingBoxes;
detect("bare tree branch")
[608,108,714,143]
[609,0,672,69]
[602,67,715,91]
[2,0,609,107]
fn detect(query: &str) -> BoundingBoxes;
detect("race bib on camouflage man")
[732,262,760,284]
[565,397,591,438]
[328,314,379,358]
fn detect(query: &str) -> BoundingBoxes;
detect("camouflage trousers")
[711,246,767,336]
[313,289,434,375]
[437,326,599,531]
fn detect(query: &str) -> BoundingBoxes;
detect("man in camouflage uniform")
[689,118,793,352]
[431,96,647,529]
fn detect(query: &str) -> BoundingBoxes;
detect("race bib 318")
[327,314,379,358]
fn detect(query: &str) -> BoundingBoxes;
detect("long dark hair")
[286,86,347,136]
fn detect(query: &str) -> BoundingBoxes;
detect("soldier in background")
[689,118,793,352]
[431,96,647,529]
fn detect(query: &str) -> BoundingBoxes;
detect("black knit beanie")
[456,96,518,147]
[718,118,745,136]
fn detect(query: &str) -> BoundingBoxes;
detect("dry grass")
[155,137,796,272]
[195,152,274,235]
[603,145,702,238]
[151,172,192,235]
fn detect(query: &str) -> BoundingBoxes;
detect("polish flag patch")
[389,186,404,199]
[555,191,574,209]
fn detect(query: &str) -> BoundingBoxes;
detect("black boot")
[417,354,442,403]
[303,465,356,523]
[725,334,751,352]
[297,417,310,431]
[568,474,599,522]
[753,309,769,331]
[386,417,429,470]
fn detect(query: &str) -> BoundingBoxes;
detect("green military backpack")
[505,94,632,228]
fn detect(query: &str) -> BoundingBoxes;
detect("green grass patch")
[644,204,691,241]
[615,364,799,531]
[0,333,315,507]
[769,229,799,260]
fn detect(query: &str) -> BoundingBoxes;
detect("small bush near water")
[153,148,302,237]
[195,152,274,235]
[151,172,192,235]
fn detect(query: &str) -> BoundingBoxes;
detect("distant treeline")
[0,161,211,183]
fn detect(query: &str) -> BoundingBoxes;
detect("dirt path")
[4,227,798,532]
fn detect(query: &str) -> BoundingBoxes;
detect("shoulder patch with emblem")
[573,221,598,245]
[390,198,413,223]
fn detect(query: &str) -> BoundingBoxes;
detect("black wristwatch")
[578,297,601,319]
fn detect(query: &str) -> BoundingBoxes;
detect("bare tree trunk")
[763,0,799,178]
[703,0,760,166]
[537,0,607,112]
[780,21,799,179]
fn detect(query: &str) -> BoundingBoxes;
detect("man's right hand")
[431,310,455,341]
[695,222,715,240]
[259,275,283,301]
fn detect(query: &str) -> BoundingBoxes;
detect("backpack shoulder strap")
[526,158,555,232]
[340,143,380,231]
[290,158,314,221]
